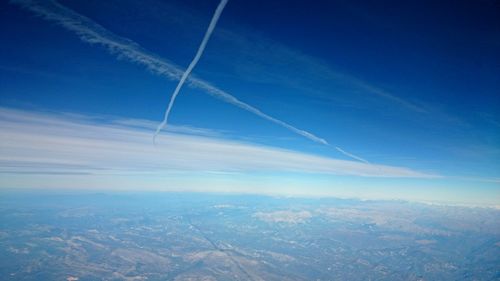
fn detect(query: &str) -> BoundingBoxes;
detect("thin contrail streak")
[154,0,228,142]
[11,0,368,163]
[334,146,369,163]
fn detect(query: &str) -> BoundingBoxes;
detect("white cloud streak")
[334,146,369,164]
[0,107,435,179]
[10,0,329,147]
[155,0,228,141]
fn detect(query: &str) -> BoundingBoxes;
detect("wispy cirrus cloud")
[200,14,428,114]
[0,107,435,179]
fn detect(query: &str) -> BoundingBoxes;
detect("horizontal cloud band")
[0,107,436,178]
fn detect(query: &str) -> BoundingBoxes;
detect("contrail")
[11,0,368,163]
[154,0,228,142]
[334,146,369,163]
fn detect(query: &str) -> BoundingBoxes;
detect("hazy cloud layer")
[0,107,435,178]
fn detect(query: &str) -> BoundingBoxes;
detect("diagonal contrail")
[11,0,369,163]
[334,146,369,163]
[154,0,229,142]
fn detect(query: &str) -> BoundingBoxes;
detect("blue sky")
[0,0,499,206]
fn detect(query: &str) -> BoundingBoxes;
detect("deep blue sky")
[0,0,499,205]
